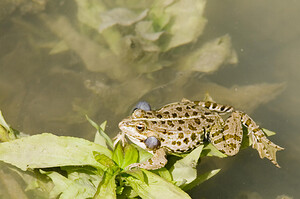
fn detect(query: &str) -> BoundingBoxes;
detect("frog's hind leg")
[210,112,243,156]
[198,101,234,114]
[240,112,284,168]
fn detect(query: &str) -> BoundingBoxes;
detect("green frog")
[117,99,284,170]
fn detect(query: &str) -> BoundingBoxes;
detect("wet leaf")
[178,35,238,73]
[94,170,117,199]
[112,142,124,167]
[201,143,227,158]
[42,170,97,199]
[0,133,112,171]
[126,169,191,199]
[163,0,207,51]
[99,8,148,32]
[181,169,221,191]
[122,144,139,169]
[170,145,203,186]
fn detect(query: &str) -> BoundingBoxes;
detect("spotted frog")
[117,99,284,170]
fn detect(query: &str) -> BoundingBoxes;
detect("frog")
[116,99,284,170]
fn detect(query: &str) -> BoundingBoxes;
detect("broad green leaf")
[122,144,139,169]
[163,0,207,51]
[126,169,191,199]
[99,8,148,32]
[149,0,174,29]
[177,35,237,73]
[112,142,124,167]
[94,170,117,199]
[181,169,221,191]
[152,167,172,182]
[135,21,164,41]
[171,145,203,186]
[201,143,227,158]
[76,0,106,30]
[0,133,111,171]
[42,171,96,199]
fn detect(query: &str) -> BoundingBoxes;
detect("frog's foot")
[210,112,243,156]
[126,148,167,170]
[240,112,284,168]
[113,132,127,147]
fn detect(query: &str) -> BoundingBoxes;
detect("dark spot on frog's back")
[193,111,198,116]
[178,120,185,124]
[156,114,162,119]
[191,133,197,141]
[176,107,182,111]
[183,138,189,144]
[188,124,197,131]
[194,118,201,125]
[185,112,190,117]
[178,132,184,139]
[167,120,174,127]
[172,113,177,118]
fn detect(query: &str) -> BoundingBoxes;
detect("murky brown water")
[0,0,299,198]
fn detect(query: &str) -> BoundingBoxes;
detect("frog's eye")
[144,136,160,150]
[135,123,145,132]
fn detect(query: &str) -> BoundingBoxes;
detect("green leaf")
[125,169,191,199]
[163,0,207,51]
[170,145,203,186]
[86,116,113,149]
[152,167,172,182]
[0,133,112,171]
[93,152,117,171]
[42,170,97,199]
[135,21,164,41]
[122,144,139,169]
[94,170,117,199]
[112,142,124,167]
[181,169,221,191]
[201,143,227,158]
[99,8,148,32]
[177,35,237,73]
[262,128,276,136]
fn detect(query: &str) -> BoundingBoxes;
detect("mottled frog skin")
[117,99,284,170]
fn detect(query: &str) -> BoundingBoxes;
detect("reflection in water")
[0,0,299,198]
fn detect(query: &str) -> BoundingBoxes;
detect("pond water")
[0,0,299,198]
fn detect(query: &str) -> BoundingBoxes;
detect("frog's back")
[144,100,215,153]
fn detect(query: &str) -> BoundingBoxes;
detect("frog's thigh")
[127,148,167,170]
[210,112,243,156]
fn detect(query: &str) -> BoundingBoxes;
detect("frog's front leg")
[209,112,243,156]
[126,148,167,170]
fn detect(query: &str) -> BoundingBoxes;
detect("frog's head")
[119,109,160,150]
